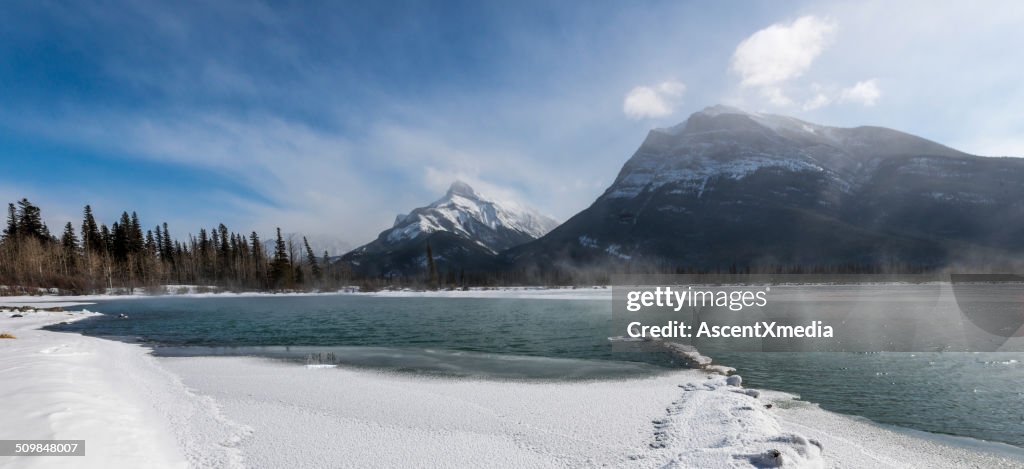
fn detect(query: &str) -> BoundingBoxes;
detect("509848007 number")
[15,443,78,454]
[0,440,85,456]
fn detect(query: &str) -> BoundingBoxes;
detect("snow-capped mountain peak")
[371,181,559,254]
[341,181,559,276]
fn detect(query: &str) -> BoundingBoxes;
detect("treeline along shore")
[0,198,350,294]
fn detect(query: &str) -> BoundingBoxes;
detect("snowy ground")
[0,309,248,469]
[163,357,1024,469]
[2,302,1023,468]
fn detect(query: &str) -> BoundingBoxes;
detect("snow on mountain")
[377,181,558,254]
[340,181,559,276]
[382,179,561,252]
[606,104,963,200]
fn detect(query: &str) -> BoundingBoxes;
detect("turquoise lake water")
[49,294,1024,448]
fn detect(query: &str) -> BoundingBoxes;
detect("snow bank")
[0,309,249,469]
[653,376,824,468]
[0,286,613,308]
[162,355,1023,468]
[162,356,695,468]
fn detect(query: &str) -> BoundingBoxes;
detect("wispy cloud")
[839,79,881,106]
[623,81,687,119]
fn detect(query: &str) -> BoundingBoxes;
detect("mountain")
[342,181,558,277]
[505,105,1024,271]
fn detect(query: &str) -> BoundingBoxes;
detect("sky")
[2,0,1023,251]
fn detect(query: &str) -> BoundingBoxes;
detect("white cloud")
[730,16,837,109]
[732,16,836,88]
[731,17,882,112]
[623,80,687,119]
[839,79,881,106]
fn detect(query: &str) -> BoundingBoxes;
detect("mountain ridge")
[501,105,1024,272]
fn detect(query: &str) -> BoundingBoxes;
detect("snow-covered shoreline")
[3,304,1023,468]
[0,285,614,308]
[0,309,248,469]
[162,356,1024,468]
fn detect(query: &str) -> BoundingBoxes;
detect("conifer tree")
[3,203,17,243]
[161,222,173,260]
[60,222,80,274]
[303,236,321,282]
[210,227,220,277]
[100,224,112,253]
[249,232,262,263]
[198,229,209,255]
[217,224,230,280]
[112,213,131,262]
[81,205,102,253]
[129,212,143,253]
[61,222,79,250]
[270,228,291,288]
[250,231,264,287]
[154,226,164,259]
[16,198,47,241]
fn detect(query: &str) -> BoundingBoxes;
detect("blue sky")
[2,1,1023,249]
